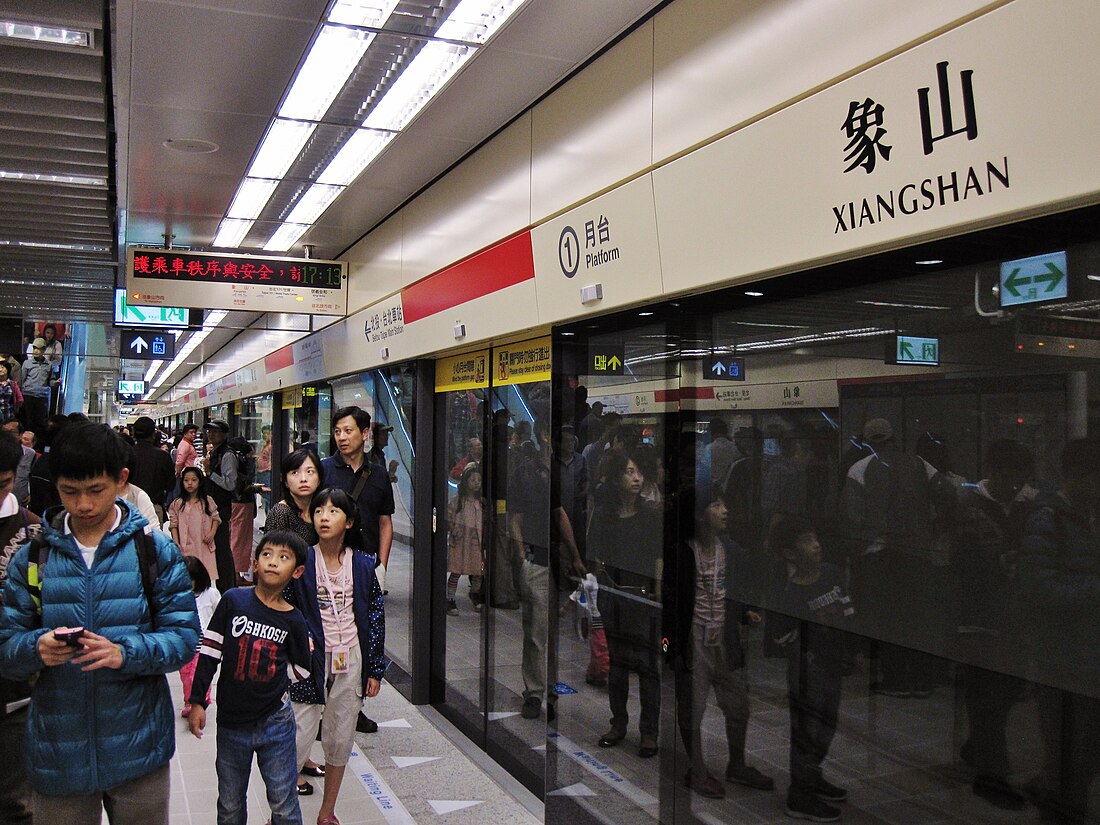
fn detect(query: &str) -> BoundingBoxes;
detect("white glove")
[375,563,387,595]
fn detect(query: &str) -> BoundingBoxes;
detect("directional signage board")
[705,355,746,381]
[587,346,625,376]
[126,247,348,316]
[118,380,146,395]
[999,251,1068,307]
[113,288,195,329]
[892,335,939,366]
[121,328,176,361]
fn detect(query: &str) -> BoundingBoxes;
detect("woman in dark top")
[265,448,322,546]
[587,450,663,758]
[264,447,324,787]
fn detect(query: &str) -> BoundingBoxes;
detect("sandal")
[301,764,326,777]
[298,781,314,796]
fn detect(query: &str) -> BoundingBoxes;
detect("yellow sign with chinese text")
[435,349,489,392]
[494,337,552,386]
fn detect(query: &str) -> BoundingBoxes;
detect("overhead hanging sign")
[435,349,489,393]
[999,251,1068,307]
[705,355,746,381]
[120,328,176,361]
[125,247,348,316]
[891,335,940,366]
[114,288,196,328]
[494,337,552,386]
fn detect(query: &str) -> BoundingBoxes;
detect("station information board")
[125,247,348,316]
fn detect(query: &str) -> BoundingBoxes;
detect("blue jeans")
[215,700,302,825]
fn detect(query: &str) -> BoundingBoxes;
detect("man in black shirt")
[129,417,174,522]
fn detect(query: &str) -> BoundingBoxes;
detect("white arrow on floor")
[549,783,597,797]
[390,756,441,768]
[377,718,413,728]
[428,800,483,815]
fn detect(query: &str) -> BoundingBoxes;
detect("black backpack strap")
[135,528,160,624]
[25,535,50,613]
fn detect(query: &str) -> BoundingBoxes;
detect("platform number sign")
[558,225,580,278]
[588,346,624,376]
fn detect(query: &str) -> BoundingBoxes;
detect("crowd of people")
[0,405,392,825]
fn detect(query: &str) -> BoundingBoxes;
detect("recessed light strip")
[0,19,92,47]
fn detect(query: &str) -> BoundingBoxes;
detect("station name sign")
[125,247,348,316]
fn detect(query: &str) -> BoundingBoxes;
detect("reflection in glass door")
[432,343,553,799]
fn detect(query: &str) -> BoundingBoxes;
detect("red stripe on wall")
[265,344,295,374]
[681,386,716,400]
[401,231,534,324]
[654,389,679,403]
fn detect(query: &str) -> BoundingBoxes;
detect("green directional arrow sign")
[894,335,939,366]
[1000,251,1068,307]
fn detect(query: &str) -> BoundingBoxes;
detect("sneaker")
[355,712,378,733]
[685,770,725,799]
[786,791,841,822]
[727,763,775,790]
[598,727,626,748]
[521,696,541,719]
[447,599,459,616]
[813,777,847,802]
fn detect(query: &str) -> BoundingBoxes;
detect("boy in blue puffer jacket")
[0,421,200,825]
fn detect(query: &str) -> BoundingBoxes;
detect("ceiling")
[0,0,664,398]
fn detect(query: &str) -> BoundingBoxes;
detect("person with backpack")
[0,430,40,824]
[226,435,260,587]
[202,419,237,592]
[0,421,199,825]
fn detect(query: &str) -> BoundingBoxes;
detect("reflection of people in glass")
[588,452,662,757]
[953,439,1034,810]
[768,517,853,823]
[664,491,773,799]
[446,462,484,615]
[256,424,272,511]
[1019,438,1100,825]
[511,419,584,720]
[844,418,937,697]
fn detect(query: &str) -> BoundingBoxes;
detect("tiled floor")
[167,673,541,825]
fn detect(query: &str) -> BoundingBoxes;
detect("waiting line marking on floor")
[391,756,442,768]
[377,718,413,728]
[348,746,417,825]
[547,732,659,809]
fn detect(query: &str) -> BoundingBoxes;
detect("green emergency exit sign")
[894,335,939,366]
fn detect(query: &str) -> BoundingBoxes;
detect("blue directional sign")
[121,328,176,361]
[999,251,1068,307]
[705,355,746,381]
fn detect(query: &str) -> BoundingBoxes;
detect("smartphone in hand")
[54,626,85,647]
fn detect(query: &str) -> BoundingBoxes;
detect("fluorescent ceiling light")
[247,119,317,180]
[286,184,344,225]
[227,178,279,220]
[264,223,311,252]
[0,19,92,47]
[212,218,254,248]
[0,239,110,253]
[144,359,163,383]
[317,128,395,186]
[436,0,527,44]
[279,25,375,121]
[857,300,950,310]
[328,0,401,27]
[0,169,105,187]
[148,310,229,396]
[363,40,475,132]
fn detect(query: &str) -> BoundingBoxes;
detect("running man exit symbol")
[588,347,624,375]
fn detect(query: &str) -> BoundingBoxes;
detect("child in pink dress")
[168,466,221,586]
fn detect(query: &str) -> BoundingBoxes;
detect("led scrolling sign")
[130,250,342,289]
[125,247,348,316]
